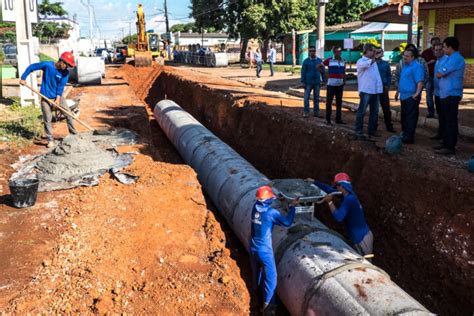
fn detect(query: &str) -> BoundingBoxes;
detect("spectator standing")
[422,37,441,118]
[430,43,447,141]
[246,47,254,69]
[434,37,465,155]
[375,47,396,133]
[395,48,424,144]
[255,48,263,78]
[301,45,325,118]
[323,46,346,125]
[393,44,429,98]
[355,44,383,137]
[268,45,277,77]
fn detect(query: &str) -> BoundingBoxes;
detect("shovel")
[22,83,95,132]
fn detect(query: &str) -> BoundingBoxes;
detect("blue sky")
[62,0,386,40]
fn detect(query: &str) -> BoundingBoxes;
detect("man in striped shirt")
[323,46,346,125]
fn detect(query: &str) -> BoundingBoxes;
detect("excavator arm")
[134,4,152,67]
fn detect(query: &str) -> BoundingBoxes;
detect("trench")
[126,65,473,315]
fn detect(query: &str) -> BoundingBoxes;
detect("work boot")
[313,113,322,118]
[335,120,347,125]
[262,303,277,316]
[429,134,442,140]
[303,113,309,118]
[435,147,455,155]
[326,120,333,126]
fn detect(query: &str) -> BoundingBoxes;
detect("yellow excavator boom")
[134,4,152,67]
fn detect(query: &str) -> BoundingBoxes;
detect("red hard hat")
[333,172,351,184]
[256,185,275,201]
[59,51,75,67]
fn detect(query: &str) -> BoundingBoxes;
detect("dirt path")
[0,66,249,314]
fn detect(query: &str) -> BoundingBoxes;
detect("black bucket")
[9,178,40,208]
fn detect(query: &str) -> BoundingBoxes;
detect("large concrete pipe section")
[154,100,431,315]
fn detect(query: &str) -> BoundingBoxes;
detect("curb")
[286,88,474,141]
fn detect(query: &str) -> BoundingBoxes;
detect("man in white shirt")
[268,45,277,76]
[355,44,383,137]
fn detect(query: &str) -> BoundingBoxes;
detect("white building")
[173,31,240,49]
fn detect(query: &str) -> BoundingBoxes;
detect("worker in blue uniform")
[307,173,373,256]
[250,185,299,315]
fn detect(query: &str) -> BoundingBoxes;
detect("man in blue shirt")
[267,44,277,77]
[430,43,447,141]
[375,47,395,133]
[301,45,325,118]
[308,173,373,256]
[434,37,465,155]
[250,185,298,314]
[395,48,424,144]
[20,52,76,148]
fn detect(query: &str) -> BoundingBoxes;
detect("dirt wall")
[125,65,474,315]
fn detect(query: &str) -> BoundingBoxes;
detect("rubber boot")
[262,303,277,316]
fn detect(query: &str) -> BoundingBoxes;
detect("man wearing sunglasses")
[301,45,325,118]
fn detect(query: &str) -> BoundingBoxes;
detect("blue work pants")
[250,250,277,305]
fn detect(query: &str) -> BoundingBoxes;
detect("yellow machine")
[133,4,160,67]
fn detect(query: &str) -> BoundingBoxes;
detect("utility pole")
[80,0,94,52]
[407,0,419,45]
[317,0,328,59]
[129,21,132,38]
[164,0,170,33]
[16,0,38,106]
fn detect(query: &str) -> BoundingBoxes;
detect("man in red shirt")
[421,37,441,118]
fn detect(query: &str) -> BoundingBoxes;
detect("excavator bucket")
[134,51,153,67]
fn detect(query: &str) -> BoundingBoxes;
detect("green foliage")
[0,49,4,63]
[122,34,137,45]
[38,0,68,16]
[34,22,72,43]
[170,22,199,33]
[190,0,227,31]
[39,53,55,61]
[0,98,42,145]
[326,0,374,26]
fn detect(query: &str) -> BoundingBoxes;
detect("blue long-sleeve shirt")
[250,199,296,253]
[314,180,370,244]
[433,55,447,97]
[301,57,324,85]
[376,59,391,89]
[437,51,465,99]
[21,61,69,99]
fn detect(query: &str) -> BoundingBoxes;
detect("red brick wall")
[431,8,474,86]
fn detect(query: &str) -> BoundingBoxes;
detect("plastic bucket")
[9,178,39,208]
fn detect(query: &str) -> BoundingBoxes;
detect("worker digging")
[19,52,77,148]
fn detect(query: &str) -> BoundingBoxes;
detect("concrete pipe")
[153,100,431,315]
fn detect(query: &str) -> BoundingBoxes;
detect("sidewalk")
[184,65,474,140]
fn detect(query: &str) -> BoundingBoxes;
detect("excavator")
[130,4,160,67]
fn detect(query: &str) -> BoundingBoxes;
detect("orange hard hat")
[59,51,75,67]
[333,172,351,184]
[256,185,275,201]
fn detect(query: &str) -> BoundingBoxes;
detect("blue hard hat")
[385,135,402,155]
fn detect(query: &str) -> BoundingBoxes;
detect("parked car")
[2,44,17,67]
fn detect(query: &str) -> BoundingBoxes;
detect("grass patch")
[39,53,55,62]
[0,97,42,146]
[261,64,302,74]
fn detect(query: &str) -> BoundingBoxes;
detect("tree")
[325,0,374,26]
[33,0,72,43]
[122,34,138,45]
[170,22,200,33]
